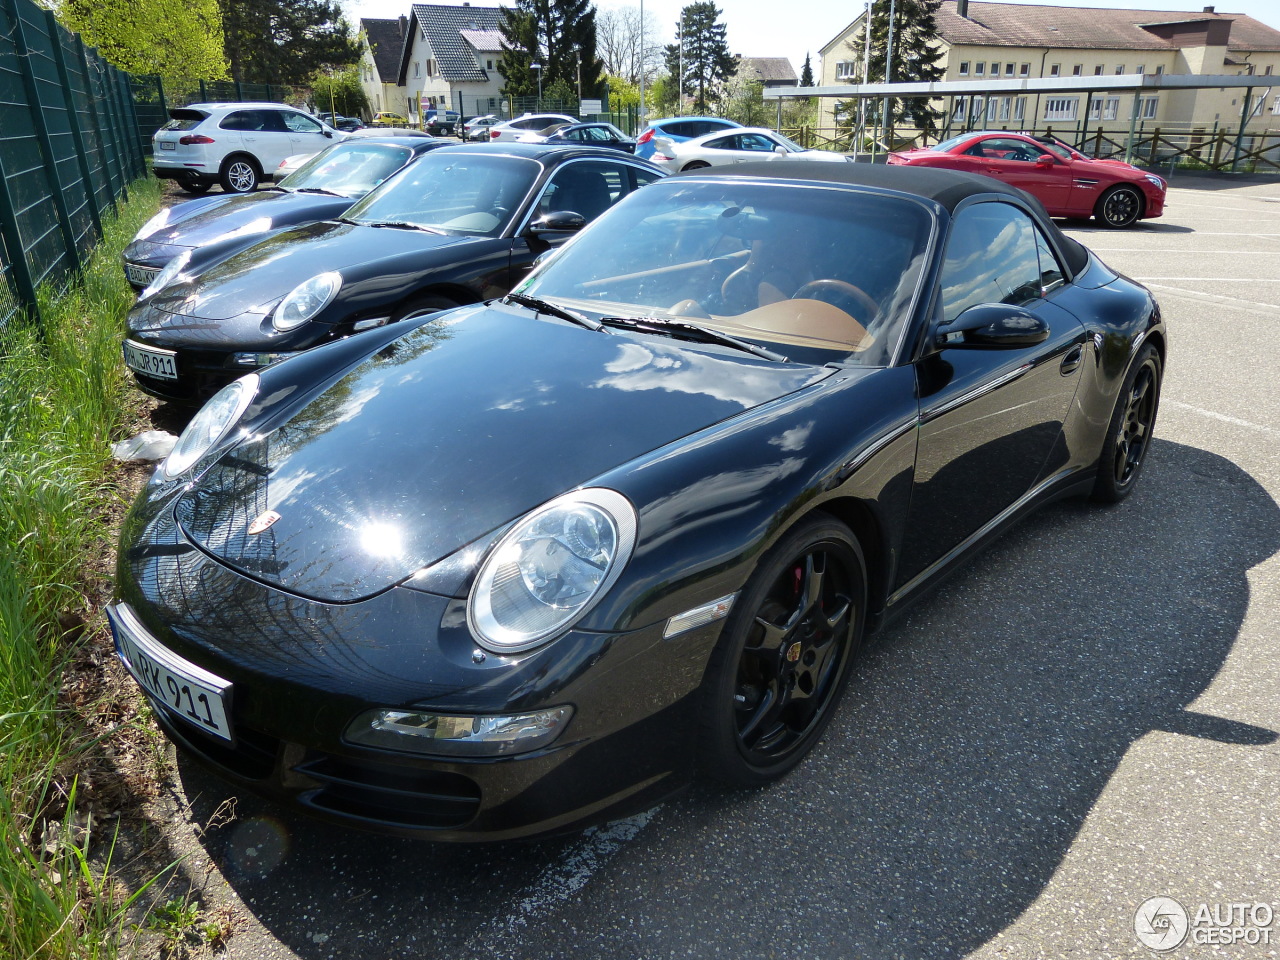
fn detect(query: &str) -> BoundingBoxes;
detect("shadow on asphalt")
[171,438,1279,959]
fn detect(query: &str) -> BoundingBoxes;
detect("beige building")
[818,1,1280,136]
[359,17,412,118]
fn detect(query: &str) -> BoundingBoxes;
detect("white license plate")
[108,603,233,741]
[125,263,159,286]
[160,141,175,150]
[123,340,178,380]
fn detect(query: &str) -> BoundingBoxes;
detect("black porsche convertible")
[123,143,666,403]
[109,162,1164,840]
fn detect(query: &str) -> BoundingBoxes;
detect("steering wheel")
[792,279,880,326]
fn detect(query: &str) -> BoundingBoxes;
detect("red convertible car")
[888,131,1165,228]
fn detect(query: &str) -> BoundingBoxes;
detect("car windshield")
[772,133,806,152]
[933,133,978,152]
[1038,140,1075,160]
[344,153,540,236]
[279,142,414,198]
[518,178,934,366]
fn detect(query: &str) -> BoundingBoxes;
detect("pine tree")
[662,2,735,113]
[800,53,813,87]
[219,0,360,85]
[845,0,945,138]
[498,0,604,102]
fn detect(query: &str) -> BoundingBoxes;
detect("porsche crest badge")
[247,510,282,535]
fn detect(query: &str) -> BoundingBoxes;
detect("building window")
[1013,97,1026,121]
[1072,64,1083,76]
[414,61,421,78]
[1019,63,1029,77]
[959,60,970,75]
[987,97,998,121]
[975,62,985,76]
[1004,63,1015,76]
[1044,97,1079,121]
[1141,96,1158,119]
[426,59,435,78]
[998,96,1011,120]
[971,96,984,119]
[1272,95,1280,113]
[1049,63,1060,76]
[836,59,857,79]
[953,97,967,120]
[1115,64,1125,74]
[1090,96,1120,120]
[1136,64,1145,74]
[1266,65,1274,76]
[488,59,494,69]
[1094,65,1104,75]
[1155,64,1165,75]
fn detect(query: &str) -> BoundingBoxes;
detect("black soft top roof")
[681,160,1090,274]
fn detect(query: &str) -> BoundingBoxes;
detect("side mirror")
[528,210,587,234]
[936,303,1050,349]
[1035,153,1054,167]
[774,145,788,155]
[323,130,334,139]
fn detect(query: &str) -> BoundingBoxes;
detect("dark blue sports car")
[110,163,1163,841]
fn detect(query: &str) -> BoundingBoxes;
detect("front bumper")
[112,491,717,839]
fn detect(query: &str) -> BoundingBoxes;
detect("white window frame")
[991,62,1000,76]
[958,60,970,76]
[1273,95,1280,114]
[1045,97,1079,121]
[1155,64,1165,75]
[987,97,999,121]
[1049,63,1060,77]
[1115,64,1125,75]
[998,96,1011,120]
[975,62,985,76]
[1094,65,1104,76]
[414,61,421,78]
[953,96,968,120]
[1136,64,1145,75]
[1004,63,1015,76]
[1013,97,1026,121]
[1141,96,1159,119]
[1020,63,1030,77]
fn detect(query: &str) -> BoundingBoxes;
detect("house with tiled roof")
[818,1,1280,135]
[398,2,507,122]
[359,17,411,118]
[736,57,800,88]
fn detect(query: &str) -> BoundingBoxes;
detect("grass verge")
[1,178,166,960]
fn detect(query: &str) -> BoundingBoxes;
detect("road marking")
[1134,277,1280,282]
[1165,400,1279,438]
[1085,249,1280,254]
[462,809,656,951]
[1141,282,1278,317]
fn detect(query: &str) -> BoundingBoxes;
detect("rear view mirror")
[936,303,1050,349]
[528,211,587,234]
[1035,153,1054,167]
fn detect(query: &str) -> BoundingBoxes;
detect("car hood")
[149,191,355,249]
[174,304,832,602]
[143,220,488,320]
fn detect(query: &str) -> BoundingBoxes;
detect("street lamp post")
[531,62,542,111]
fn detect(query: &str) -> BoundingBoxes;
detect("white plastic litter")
[111,430,178,462]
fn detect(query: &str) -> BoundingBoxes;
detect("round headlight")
[468,488,637,653]
[135,206,172,241]
[160,374,258,480]
[141,251,191,299]
[273,271,341,331]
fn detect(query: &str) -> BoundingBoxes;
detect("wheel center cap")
[785,641,803,663]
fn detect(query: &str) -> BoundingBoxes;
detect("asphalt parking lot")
[152,173,1280,959]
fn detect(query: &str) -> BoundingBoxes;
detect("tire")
[220,156,261,193]
[1094,184,1143,229]
[390,294,461,323]
[177,175,211,195]
[682,160,711,171]
[1091,342,1162,503]
[699,513,867,787]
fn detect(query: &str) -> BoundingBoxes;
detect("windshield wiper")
[504,293,601,331]
[600,316,787,362]
[367,220,445,234]
[293,186,347,197]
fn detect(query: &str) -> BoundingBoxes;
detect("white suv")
[152,102,341,194]
[487,113,577,142]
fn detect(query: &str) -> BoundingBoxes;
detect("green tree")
[721,77,768,126]
[498,0,603,101]
[662,2,735,114]
[220,0,360,85]
[605,74,640,111]
[845,0,944,139]
[60,0,228,77]
[800,52,813,87]
[311,65,370,118]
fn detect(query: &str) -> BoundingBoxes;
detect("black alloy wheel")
[1092,342,1162,503]
[700,513,866,786]
[1096,184,1143,229]
[220,156,261,194]
[682,160,710,171]
[177,174,211,195]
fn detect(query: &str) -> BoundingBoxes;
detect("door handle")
[1060,343,1084,375]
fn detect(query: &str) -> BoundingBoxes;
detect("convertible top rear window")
[522,179,933,366]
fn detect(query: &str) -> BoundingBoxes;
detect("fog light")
[344,706,573,757]
[230,351,301,368]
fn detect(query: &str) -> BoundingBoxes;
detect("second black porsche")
[123,144,666,403]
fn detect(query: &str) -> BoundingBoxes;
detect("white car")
[486,113,577,142]
[650,127,851,173]
[271,128,436,180]
[463,115,501,140]
[152,102,342,194]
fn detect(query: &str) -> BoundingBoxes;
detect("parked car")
[425,110,461,136]
[122,137,451,291]
[464,114,501,140]
[370,111,411,127]
[109,161,1164,840]
[152,102,342,195]
[488,113,577,142]
[650,127,850,172]
[634,115,742,159]
[123,144,666,403]
[270,129,438,181]
[519,122,636,153]
[887,130,1166,228]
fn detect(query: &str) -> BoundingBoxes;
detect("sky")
[343,0,1280,81]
